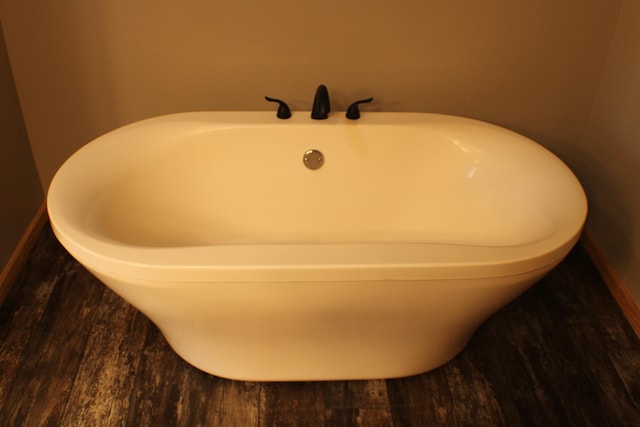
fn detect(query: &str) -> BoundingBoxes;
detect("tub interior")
[76,121,581,249]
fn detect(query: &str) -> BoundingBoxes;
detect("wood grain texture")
[581,231,640,336]
[1,225,639,426]
[0,201,47,305]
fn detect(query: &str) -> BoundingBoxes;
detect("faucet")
[264,96,291,119]
[311,84,330,120]
[346,98,374,120]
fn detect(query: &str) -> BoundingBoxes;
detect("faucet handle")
[265,96,292,119]
[346,97,374,120]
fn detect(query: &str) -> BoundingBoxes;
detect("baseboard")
[0,200,48,305]
[581,231,640,337]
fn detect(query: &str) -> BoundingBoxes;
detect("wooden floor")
[1,224,639,426]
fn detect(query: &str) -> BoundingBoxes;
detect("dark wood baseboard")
[581,230,640,336]
[0,200,47,305]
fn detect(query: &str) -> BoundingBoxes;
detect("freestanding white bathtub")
[47,111,587,381]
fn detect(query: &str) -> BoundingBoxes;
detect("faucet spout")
[311,84,330,120]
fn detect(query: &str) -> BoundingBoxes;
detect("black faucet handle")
[346,97,374,120]
[265,96,292,119]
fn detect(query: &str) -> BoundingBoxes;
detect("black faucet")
[311,84,330,120]
[346,97,374,120]
[264,96,291,119]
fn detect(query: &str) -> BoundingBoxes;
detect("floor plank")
[1,224,639,426]
[0,230,105,426]
[60,289,150,425]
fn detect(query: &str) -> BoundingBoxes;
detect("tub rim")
[47,111,588,283]
[48,215,584,283]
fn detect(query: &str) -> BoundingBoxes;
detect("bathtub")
[47,111,587,381]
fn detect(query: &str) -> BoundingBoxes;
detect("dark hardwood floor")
[1,224,639,426]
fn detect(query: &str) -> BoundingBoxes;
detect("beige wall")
[579,0,640,303]
[0,18,43,270]
[1,1,620,185]
[1,1,639,302]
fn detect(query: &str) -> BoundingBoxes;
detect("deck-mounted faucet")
[264,96,292,119]
[311,84,330,120]
[346,98,374,120]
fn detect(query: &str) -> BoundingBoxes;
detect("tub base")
[92,269,550,381]
[163,329,473,382]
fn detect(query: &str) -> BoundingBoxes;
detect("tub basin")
[47,112,587,380]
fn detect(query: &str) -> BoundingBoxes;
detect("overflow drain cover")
[303,149,324,170]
